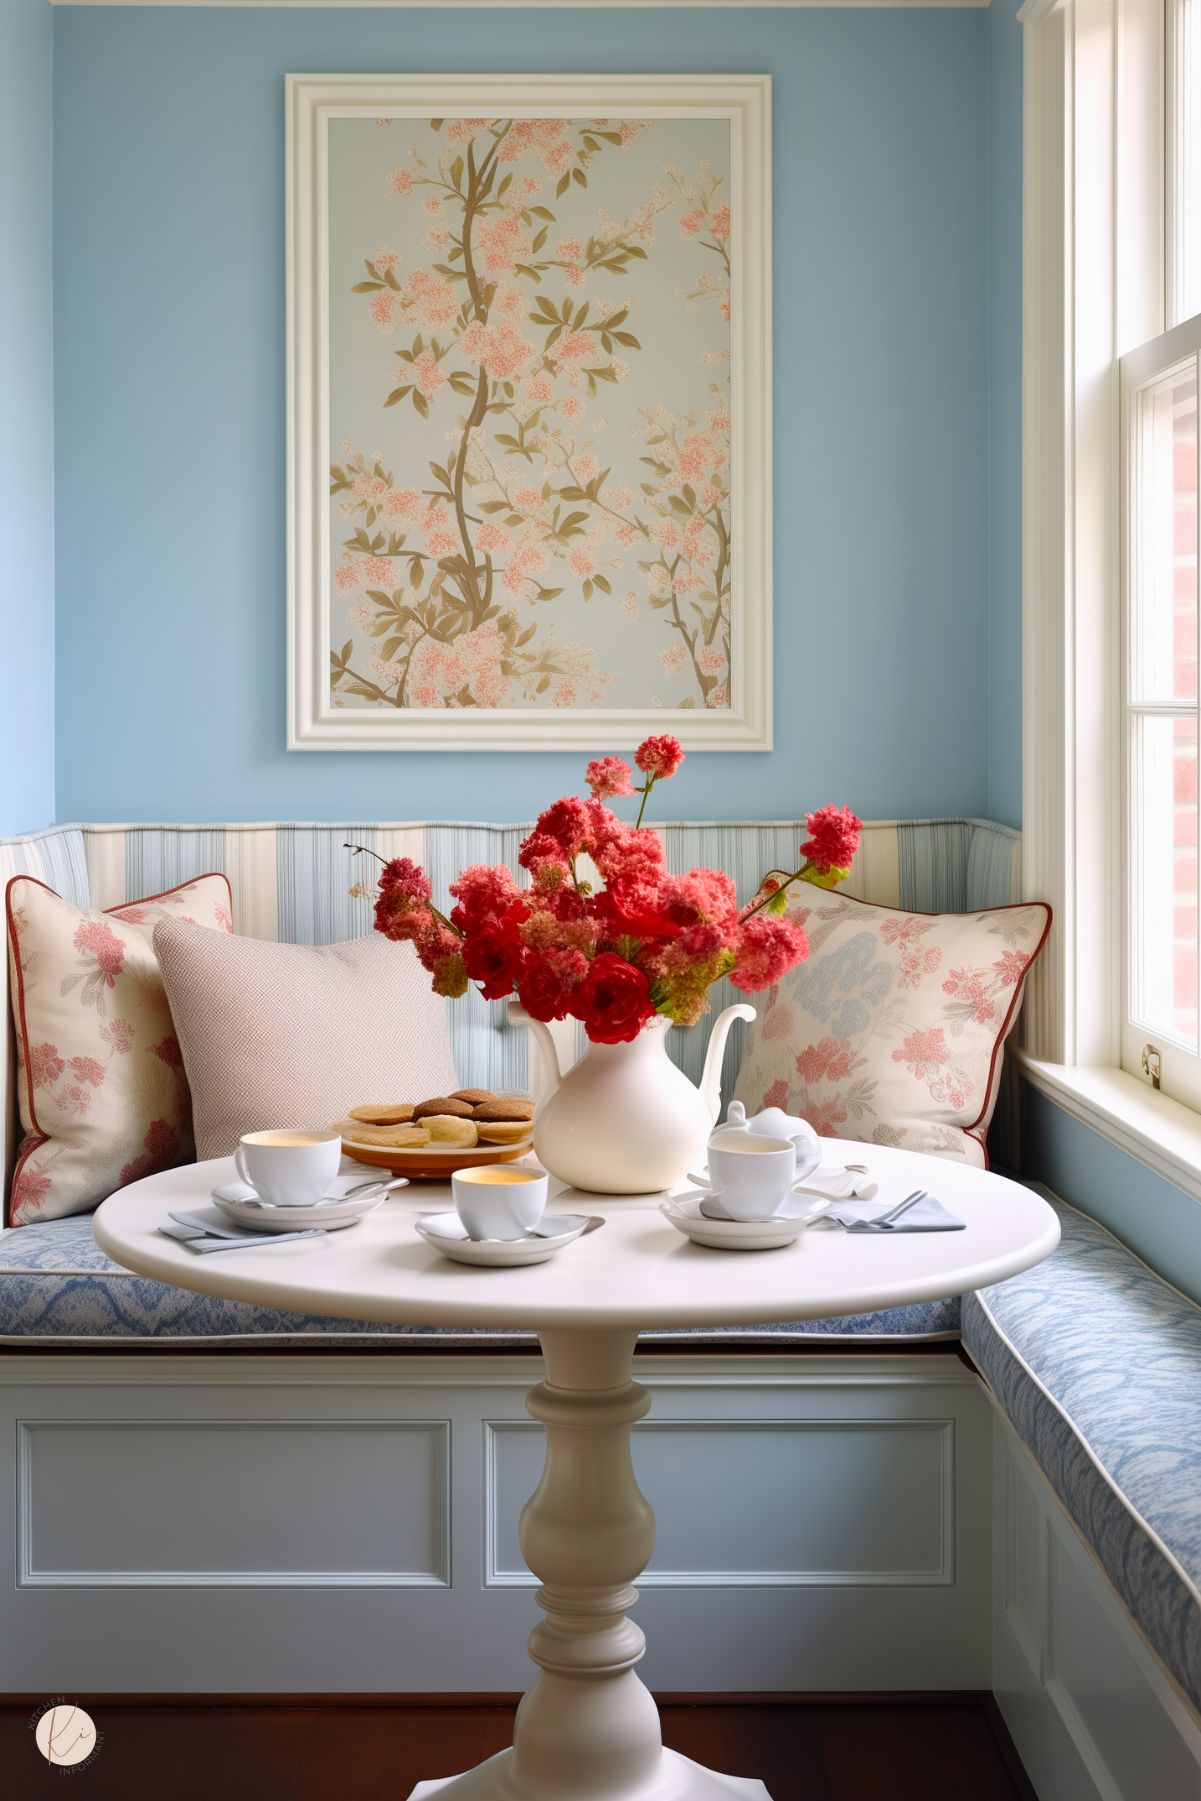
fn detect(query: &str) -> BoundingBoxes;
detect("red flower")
[634,734,685,782]
[800,804,862,875]
[594,873,683,942]
[571,952,655,1044]
[149,1037,183,1070]
[585,756,635,800]
[515,950,582,1022]
[463,924,521,1001]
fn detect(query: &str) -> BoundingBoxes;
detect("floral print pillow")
[6,874,233,1226]
[733,893,1050,1167]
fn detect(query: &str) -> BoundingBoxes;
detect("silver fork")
[844,1189,926,1233]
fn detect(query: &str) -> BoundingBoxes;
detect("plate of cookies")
[338,1090,536,1178]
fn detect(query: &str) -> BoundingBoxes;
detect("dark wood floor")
[0,1694,1036,1801]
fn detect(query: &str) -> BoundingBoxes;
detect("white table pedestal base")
[407,1329,771,1801]
[410,1747,769,1799]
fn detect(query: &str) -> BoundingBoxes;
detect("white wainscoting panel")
[992,1415,1201,1801]
[17,1419,450,1587]
[0,1352,991,1693]
[485,1419,954,1588]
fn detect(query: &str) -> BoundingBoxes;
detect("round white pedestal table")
[93,1141,1059,1801]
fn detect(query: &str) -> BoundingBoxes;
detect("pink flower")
[795,1037,855,1084]
[100,1017,135,1055]
[388,167,416,197]
[803,1098,849,1138]
[11,1161,52,1215]
[585,756,635,800]
[449,864,521,934]
[527,797,592,861]
[634,734,685,782]
[994,948,1031,987]
[760,1080,791,1113]
[891,1027,950,1080]
[149,1036,184,1070]
[69,1055,106,1088]
[374,857,435,942]
[412,350,445,396]
[801,804,862,875]
[730,915,810,992]
[120,1118,182,1188]
[29,1042,64,1087]
[73,919,125,983]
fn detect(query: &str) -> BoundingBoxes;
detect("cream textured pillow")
[6,873,234,1226]
[153,923,460,1159]
[733,892,1050,1167]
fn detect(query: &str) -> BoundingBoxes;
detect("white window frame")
[1015,0,1201,1199]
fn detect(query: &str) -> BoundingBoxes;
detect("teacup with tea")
[234,1130,343,1206]
[452,1166,548,1241]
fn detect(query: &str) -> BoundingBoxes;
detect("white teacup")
[234,1130,342,1206]
[452,1166,548,1241]
[694,1131,801,1221]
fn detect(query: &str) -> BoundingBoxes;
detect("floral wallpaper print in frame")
[287,76,771,751]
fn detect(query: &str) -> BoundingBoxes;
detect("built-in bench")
[5,816,1200,1798]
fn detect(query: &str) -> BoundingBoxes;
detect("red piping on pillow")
[3,870,234,1226]
[787,890,1053,1173]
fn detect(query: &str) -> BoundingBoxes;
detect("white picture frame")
[287,73,771,751]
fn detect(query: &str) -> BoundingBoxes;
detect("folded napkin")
[160,1207,326,1253]
[822,1192,964,1232]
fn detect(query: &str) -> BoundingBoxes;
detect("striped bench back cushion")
[2,818,1021,1191]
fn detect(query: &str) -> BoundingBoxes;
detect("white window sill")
[1015,1050,1201,1206]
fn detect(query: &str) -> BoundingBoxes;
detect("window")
[1122,323,1201,1103]
[1120,0,1201,1109]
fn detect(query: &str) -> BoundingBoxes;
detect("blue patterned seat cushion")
[0,1215,959,1345]
[963,1191,1201,1718]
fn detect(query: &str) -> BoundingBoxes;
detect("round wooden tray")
[339,1129,535,1181]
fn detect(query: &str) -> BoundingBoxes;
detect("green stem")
[634,779,654,829]
[739,866,808,924]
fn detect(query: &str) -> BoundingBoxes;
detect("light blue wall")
[986,0,1023,830]
[52,6,989,824]
[1,0,55,835]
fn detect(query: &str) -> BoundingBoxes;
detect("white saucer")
[690,1162,879,1204]
[414,1211,595,1267]
[687,1190,830,1223]
[211,1179,396,1233]
[661,1194,829,1251]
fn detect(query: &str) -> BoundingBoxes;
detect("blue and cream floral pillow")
[733,893,1050,1166]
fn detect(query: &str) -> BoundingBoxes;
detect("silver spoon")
[236,1176,410,1209]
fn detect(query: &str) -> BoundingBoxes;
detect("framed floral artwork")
[287,75,771,751]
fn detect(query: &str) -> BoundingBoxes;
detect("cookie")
[451,1088,496,1107]
[422,1115,479,1147]
[475,1120,534,1145]
[348,1103,415,1126]
[473,1099,535,1123]
[413,1096,475,1120]
[345,1122,430,1148]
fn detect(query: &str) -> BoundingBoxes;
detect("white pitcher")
[509,1002,756,1195]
